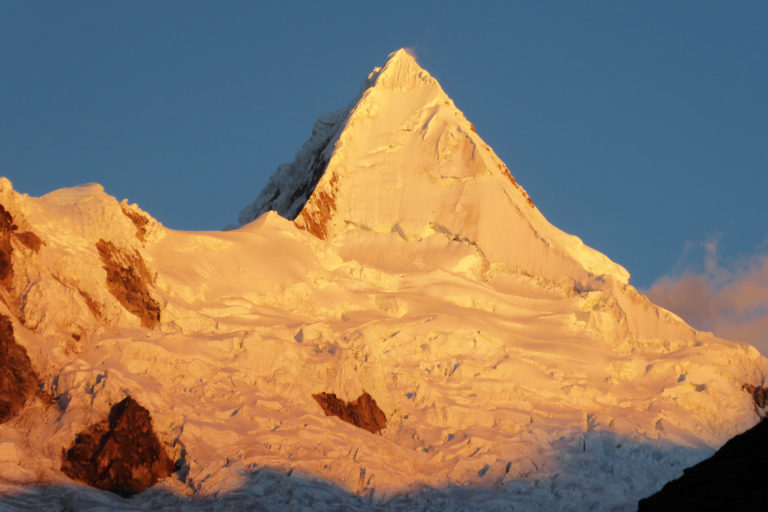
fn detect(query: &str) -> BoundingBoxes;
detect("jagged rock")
[61,396,174,497]
[96,239,160,328]
[0,314,39,423]
[638,417,768,511]
[237,108,347,227]
[0,205,16,289]
[312,391,387,434]
[743,383,768,410]
[0,202,42,297]
[120,203,149,242]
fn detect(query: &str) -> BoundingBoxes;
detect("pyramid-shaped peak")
[385,48,418,67]
[368,48,439,92]
[239,49,629,285]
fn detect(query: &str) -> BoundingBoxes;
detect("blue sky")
[2,1,766,295]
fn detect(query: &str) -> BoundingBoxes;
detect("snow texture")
[1,51,767,511]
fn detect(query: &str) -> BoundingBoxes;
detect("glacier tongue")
[1,50,767,512]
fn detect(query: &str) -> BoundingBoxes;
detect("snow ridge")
[238,108,348,225]
[237,49,438,227]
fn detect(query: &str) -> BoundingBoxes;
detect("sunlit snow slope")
[1,50,767,511]
[241,49,629,287]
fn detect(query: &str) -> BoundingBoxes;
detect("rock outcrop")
[61,396,174,497]
[0,203,42,292]
[638,417,768,511]
[743,383,768,412]
[96,239,160,329]
[0,205,15,290]
[0,314,39,423]
[120,203,150,242]
[312,391,387,434]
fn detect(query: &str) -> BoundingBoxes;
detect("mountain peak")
[388,47,414,62]
[239,49,630,285]
[366,48,437,92]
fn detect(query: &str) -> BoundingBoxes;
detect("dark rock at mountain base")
[96,239,160,329]
[0,314,39,423]
[61,396,174,497]
[312,391,387,434]
[638,417,768,511]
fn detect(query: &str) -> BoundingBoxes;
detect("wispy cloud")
[645,241,768,354]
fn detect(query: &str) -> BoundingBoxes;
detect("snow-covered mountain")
[1,49,766,511]
[240,49,628,287]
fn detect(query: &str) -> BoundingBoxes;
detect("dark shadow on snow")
[0,429,719,511]
[639,416,768,511]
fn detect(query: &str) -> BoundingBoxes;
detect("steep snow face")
[240,49,630,287]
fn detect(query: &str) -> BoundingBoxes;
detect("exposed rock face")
[743,383,768,411]
[120,204,149,242]
[312,391,387,434]
[295,170,337,240]
[0,204,16,289]
[237,108,347,227]
[638,417,768,511]
[0,314,39,423]
[0,202,42,292]
[96,239,160,328]
[12,230,42,252]
[77,288,104,322]
[61,396,174,497]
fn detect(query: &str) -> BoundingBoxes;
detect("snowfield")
[1,50,766,511]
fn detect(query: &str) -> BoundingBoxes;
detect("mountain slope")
[0,50,766,511]
[638,415,768,511]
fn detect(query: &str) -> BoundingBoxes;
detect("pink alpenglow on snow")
[0,51,766,511]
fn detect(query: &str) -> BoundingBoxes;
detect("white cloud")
[646,244,768,354]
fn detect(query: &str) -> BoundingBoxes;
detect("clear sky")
[1,2,766,345]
